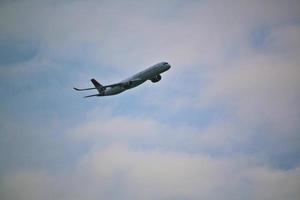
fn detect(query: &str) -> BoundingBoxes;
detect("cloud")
[1,146,300,200]
[196,22,300,168]
[1,0,299,69]
[70,115,165,145]
[201,53,300,133]
[1,0,300,199]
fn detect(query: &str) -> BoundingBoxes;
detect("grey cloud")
[1,146,300,200]
[0,39,38,65]
[198,23,300,168]
[2,0,299,69]
[1,0,300,199]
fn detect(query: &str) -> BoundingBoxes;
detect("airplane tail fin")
[91,78,105,94]
[91,79,103,88]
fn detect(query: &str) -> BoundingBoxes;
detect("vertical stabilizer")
[91,79,103,87]
[91,79,104,94]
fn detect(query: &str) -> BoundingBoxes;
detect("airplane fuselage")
[74,62,171,97]
[101,62,170,96]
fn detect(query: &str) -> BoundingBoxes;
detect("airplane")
[73,62,171,97]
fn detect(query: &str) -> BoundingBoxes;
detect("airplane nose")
[161,62,171,71]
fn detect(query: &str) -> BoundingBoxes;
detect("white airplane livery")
[74,62,171,97]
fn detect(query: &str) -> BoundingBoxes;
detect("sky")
[0,0,300,199]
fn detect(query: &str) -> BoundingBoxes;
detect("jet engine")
[150,75,161,83]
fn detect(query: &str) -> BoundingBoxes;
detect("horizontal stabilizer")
[84,94,99,98]
[73,87,96,91]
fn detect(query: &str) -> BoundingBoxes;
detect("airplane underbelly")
[104,86,125,95]
[130,80,145,88]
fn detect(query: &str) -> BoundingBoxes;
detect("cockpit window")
[163,62,168,65]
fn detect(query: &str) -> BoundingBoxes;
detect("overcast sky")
[1,0,300,199]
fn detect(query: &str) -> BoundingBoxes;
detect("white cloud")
[200,23,300,134]
[70,115,165,143]
[1,1,300,199]
[1,0,299,69]
[1,146,300,200]
[244,166,300,200]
